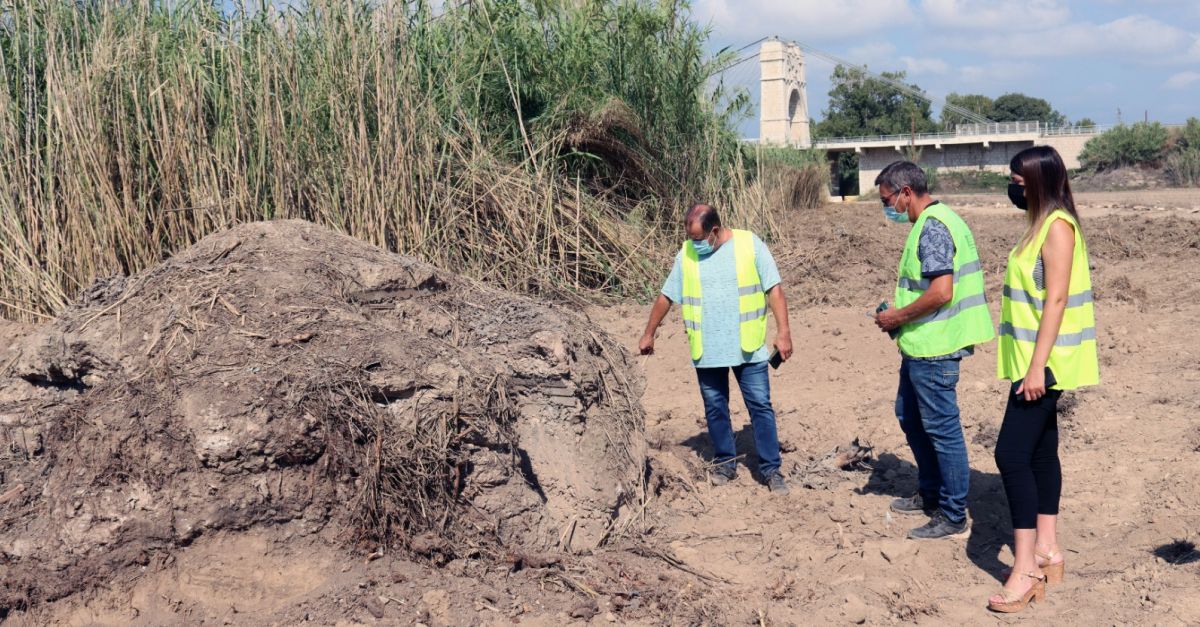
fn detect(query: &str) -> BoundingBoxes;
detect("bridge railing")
[953,121,1043,135]
[776,122,1187,148]
[809,130,956,146]
[810,121,1125,147]
[811,124,1041,147]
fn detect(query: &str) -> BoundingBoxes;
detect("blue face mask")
[691,238,714,256]
[883,205,909,223]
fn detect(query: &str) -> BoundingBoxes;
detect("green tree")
[992,93,1067,126]
[1175,117,1200,150]
[940,93,995,129]
[1079,122,1169,170]
[812,66,936,197]
[1075,117,1098,128]
[812,65,938,139]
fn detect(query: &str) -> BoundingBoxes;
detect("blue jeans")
[895,358,970,524]
[696,361,782,477]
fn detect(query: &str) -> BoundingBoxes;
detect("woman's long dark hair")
[1010,146,1079,248]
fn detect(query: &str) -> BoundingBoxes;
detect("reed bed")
[0,0,824,320]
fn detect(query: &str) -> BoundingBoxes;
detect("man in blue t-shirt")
[638,204,793,494]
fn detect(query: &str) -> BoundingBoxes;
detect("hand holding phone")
[1012,367,1057,399]
[769,348,783,369]
[875,301,899,339]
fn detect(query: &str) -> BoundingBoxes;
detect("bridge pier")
[758,39,810,148]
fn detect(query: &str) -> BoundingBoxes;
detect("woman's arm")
[1018,219,1075,401]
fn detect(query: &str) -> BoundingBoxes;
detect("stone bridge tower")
[759,39,810,148]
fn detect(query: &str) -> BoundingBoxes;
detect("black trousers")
[994,389,1063,530]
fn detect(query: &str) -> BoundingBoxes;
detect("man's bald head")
[685,204,721,239]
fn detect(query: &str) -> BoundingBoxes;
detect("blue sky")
[692,0,1200,137]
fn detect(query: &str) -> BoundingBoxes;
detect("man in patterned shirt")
[873,161,994,539]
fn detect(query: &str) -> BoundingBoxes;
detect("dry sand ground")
[592,188,1200,625]
[4,188,1200,625]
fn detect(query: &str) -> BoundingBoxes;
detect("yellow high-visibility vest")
[680,229,767,361]
[894,204,996,357]
[997,210,1099,390]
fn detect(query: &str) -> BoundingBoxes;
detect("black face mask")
[1007,182,1028,211]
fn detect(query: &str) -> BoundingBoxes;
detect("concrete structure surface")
[758,39,810,148]
[841,130,1095,194]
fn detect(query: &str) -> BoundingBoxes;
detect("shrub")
[749,145,827,170]
[937,170,1010,192]
[1164,150,1200,187]
[1172,117,1200,152]
[736,145,830,222]
[922,167,939,193]
[1079,122,1170,170]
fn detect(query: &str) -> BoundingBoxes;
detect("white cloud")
[847,42,898,67]
[958,62,1038,86]
[943,15,1194,59]
[1165,71,1200,89]
[900,56,950,75]
[692,0,913,44]
[920,0,1071,30]
[817,42,948,77]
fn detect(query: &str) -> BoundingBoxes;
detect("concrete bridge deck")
[813,124,1110,193]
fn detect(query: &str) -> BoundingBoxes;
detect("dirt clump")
[0,220,645,614]
[1071,166,1173,192]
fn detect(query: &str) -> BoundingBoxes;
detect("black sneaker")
[710,463,736,486]
[765,472,790,495]
[891,494,936,517]
[907,511,969,540]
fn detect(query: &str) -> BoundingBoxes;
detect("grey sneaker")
[907,511,968,540]
[891,494,935,517]
[765,472,790,494]
[710,463,736,486]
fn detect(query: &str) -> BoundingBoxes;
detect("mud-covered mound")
[0,220,645,613]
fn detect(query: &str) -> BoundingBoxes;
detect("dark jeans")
[895,358,970,524]
[695,361,782,477]
[994,389,1063,530]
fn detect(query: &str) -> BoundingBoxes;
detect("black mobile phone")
[769,348,783,369]
[875,301,899,339]
[1012,367,1057,396]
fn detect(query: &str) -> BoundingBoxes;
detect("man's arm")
[638,294,673,355]
[875,274,952,331]
[877,217,955,331]
[766,285,793,360]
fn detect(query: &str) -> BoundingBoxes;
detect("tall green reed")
[0,0,782,320]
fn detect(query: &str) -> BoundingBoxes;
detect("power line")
[712,51,760,76]
[789,41,992,125]
[734,37,769,54]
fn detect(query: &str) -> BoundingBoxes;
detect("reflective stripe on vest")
[893,204,996,358]
[680,229,768,361]
[997,210,1100,390]
[1002,285,1094,310]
